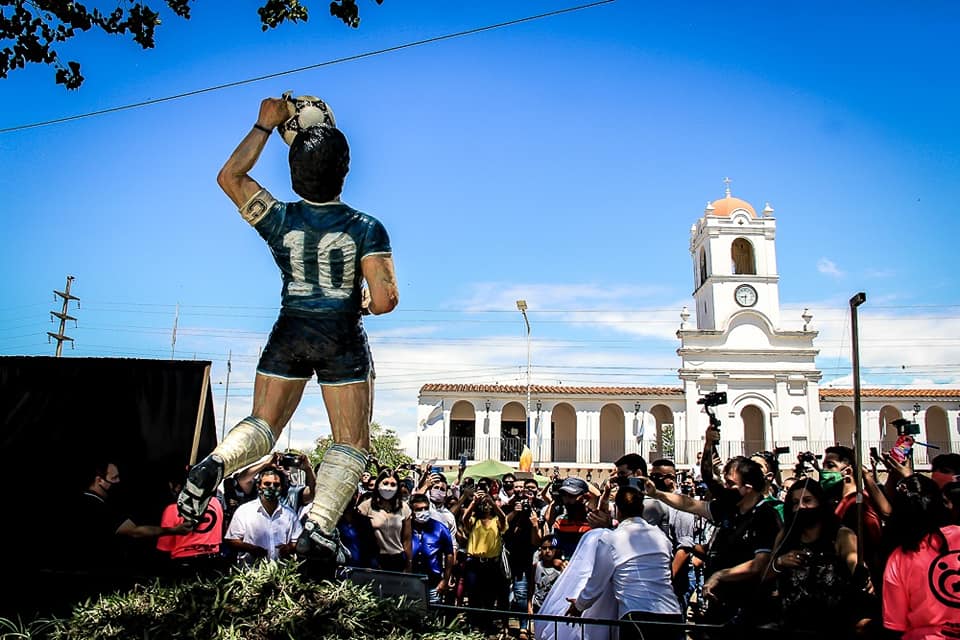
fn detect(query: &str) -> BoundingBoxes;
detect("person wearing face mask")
[225,467,302,565]
[819,445,887,588]
[426,477,458,553]
[642,456,781,625]
[409,493,454,604]
[498,473,518,507]
[650,459,699,615]
[766,478,874,637]
[156,465,225,577]
[749,451,785,520]
[930,453,960,491]
[73,461,194,581]
[504,477,545,620]
[356,469,413,571]
[461,480,509,628]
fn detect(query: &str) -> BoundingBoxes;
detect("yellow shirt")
[466,517,503,558]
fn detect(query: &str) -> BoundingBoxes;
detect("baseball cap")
[559,477,589,496]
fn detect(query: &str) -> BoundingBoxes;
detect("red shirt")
[883,525,960,639]
[156,499,223,559]
[834,491,882,550]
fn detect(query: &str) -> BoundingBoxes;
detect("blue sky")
[2,0,959,453]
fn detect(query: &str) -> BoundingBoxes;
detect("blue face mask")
[260,486,281,501]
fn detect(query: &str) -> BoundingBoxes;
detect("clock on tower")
[735,284,758,307]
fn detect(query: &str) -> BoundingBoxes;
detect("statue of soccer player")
[177,97,399,563]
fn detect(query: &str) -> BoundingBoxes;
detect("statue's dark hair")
[288,125,350,202]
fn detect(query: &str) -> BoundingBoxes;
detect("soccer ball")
[277,91,337,145]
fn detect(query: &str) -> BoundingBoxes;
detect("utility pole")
[48,276,79,356]
[171,303,179,359]
[221,350,232,441]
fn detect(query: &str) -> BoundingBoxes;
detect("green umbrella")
[461,458,516,480]
[441,460,553,487]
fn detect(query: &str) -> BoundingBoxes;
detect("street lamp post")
[849,291,867,575]
[516,300,531,454]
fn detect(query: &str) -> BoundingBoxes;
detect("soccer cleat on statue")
[177,454,224,525]
[296,519,350,564]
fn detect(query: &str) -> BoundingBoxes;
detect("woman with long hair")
[767,478,874,636]
[883,474,959,639]
[356,468,412,571]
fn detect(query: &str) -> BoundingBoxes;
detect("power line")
[0,0,616,134]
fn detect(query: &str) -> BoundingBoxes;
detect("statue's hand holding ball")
[277,91,337,145]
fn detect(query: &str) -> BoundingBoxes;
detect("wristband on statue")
[253,123,272,134]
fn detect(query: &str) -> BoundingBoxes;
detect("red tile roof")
[819,388,960,399]
[419,383,684,396]
[419,383,960,400]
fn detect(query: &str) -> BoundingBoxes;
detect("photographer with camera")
[223,451,316,525]
[641,456,781,626]
[588,454,671,539]
[225,466,302,565]
[504,477,546,616]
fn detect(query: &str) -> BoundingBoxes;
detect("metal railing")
[429,603,821,640]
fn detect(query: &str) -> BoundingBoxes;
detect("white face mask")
[413,510,432,523]
[378,486,397,500]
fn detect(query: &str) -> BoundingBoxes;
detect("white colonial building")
[416,188,960,476]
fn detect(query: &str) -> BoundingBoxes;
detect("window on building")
[731,238,756,275]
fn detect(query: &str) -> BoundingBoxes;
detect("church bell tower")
[689,178,780,330]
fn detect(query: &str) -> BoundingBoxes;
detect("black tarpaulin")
[0,356,219,614]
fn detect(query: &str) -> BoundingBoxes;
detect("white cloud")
[789,303,960,388]
[173,285,960,460]
[459,282,673,312]
[817,258,844,278]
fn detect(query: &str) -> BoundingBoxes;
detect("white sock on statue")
[307,443,368,535]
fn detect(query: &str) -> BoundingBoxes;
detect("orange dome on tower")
[706,179,758,218]
[709,195,756,218]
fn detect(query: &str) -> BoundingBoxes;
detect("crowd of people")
[72,429,960,640]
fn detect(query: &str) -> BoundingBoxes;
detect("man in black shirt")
[642,456,781,624]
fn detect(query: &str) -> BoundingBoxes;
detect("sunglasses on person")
[650,473,676,480]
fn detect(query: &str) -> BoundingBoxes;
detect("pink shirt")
[883,524,960,640]
[156,499,223,559]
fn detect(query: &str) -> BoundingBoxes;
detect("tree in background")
[311,421,411,473]
[0,0,383,89]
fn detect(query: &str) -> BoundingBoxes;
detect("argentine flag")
[420,399,444,430]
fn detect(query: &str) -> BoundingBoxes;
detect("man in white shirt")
[565,486,682,640]
[225,467,303,565]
